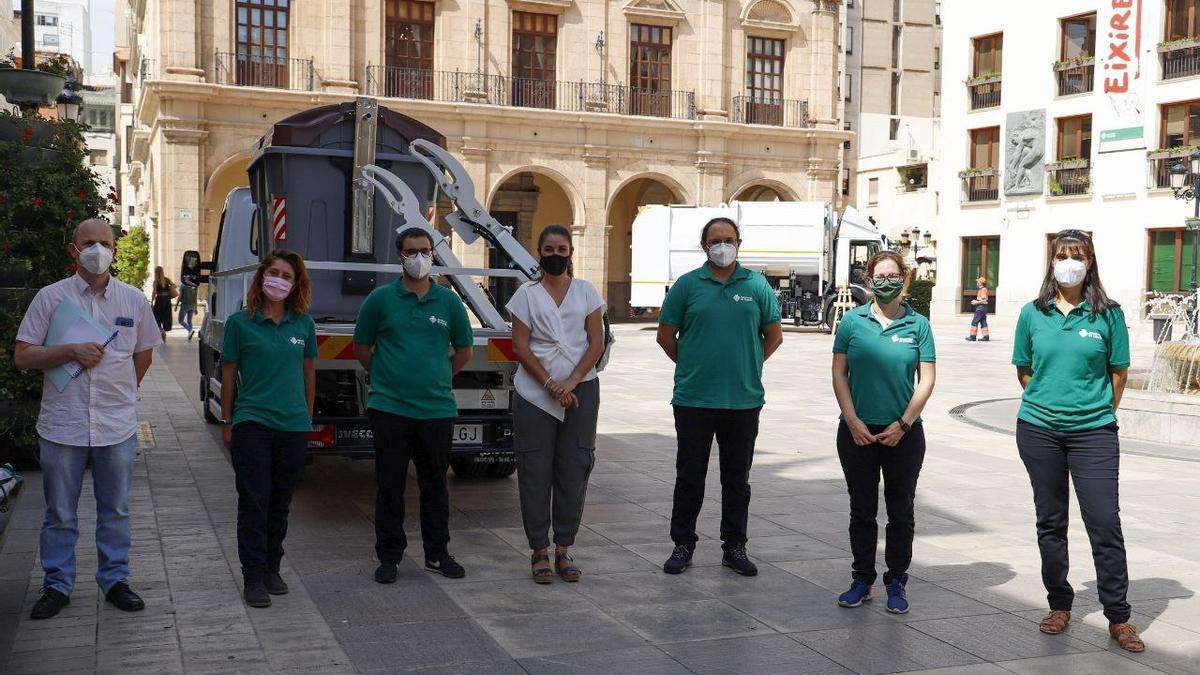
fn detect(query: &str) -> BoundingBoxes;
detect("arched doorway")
[733,182,791,202]
[606,176,685,319]
[202,154,252,257]
[486,170,576,313]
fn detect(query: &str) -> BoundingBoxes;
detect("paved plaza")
[1,321,1198,674]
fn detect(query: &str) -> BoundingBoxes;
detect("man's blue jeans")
[38,434,136,595]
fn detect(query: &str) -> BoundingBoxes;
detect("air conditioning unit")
[907,148,921,162]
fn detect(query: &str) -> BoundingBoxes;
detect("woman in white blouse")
[506,224,607,584]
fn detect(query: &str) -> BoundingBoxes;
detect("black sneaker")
[722,546,759,576]
[30,588,69,620]
[263,571,289,595]
[425,554,466,579]
[374,561,399,584]
[243,579,271,608]
[663,544,694,574]
[104,582,145,612]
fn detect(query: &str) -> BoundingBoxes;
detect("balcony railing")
[1054,59,1094,96]
[1149,153,1200,189]
[213,52,314,91]
[363,66,697,120]
[967,76,1002,110]
[138,58,155,83]
[1160,40,1200,80]
[960,169,1000,202]
[1047,162,1091,196]
[730,96,812,128]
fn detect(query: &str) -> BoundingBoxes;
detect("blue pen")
[68,330,119,379]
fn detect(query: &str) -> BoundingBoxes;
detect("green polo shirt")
[354,280,473,420]
[1012,300,1130,432]
[832,303,936,425]
[220,309,318,432]
[659,263,782,409]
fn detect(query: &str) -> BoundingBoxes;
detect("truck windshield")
[848,241,879,286]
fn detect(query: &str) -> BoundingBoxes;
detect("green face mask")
[871,278,904,303]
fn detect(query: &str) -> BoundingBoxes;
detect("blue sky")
[91,0,114,74]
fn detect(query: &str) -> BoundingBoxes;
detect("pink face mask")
[262,276,293,302]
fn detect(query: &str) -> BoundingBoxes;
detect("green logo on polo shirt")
[1078,328,1102,340]
[731,293,753,303]
[891,334,914,344]
[428,315,448,327]
[289,337,305,347]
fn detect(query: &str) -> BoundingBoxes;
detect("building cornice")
[622,0,687,26]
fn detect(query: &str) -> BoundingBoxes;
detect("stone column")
[157,126,208,283]
[578,148,610,289]
[696,0,730,120]
[321,0,358,93]
[808,0,840,127]
[160,0,203,81]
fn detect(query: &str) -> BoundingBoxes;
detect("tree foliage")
[113,226,150,291]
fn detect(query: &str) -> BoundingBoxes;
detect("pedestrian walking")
[507,225,606,584]
[830,251,936,614]
[14,218,162,620]
[1012,229,1143,652]
[966,276,991,342]
[176,274,198,341]
[354,227,474,583]
[151,266,177,341]
[656,217,783,577]
[218,249,316,608]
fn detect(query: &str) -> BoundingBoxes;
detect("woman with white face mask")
[1011,230,1143,653]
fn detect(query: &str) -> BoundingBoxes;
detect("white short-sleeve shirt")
[16,274,162,447]
[505,279,605,420]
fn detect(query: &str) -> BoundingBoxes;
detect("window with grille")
[1148,229,1198,293]
[384,0,435,98]
[1056,115,1092,159]
[745,37,784,124]
[970,126,1000,168]
[630,24,672,116]
[1161,99,1200,147]
[235,0,290,87]
[512,11,557,109]
[972,33,1003,76]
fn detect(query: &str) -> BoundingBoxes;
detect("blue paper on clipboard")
[44,299,111,393]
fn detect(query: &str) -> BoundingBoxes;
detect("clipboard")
[44,299,112,393]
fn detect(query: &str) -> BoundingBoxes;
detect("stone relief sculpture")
[1004,110,1046,196]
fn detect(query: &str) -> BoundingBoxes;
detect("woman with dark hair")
[1012,230,1143,652]
[507,224,606,583]
[219,249,317,608]
[151,266,177,341]
[831,250,935,614]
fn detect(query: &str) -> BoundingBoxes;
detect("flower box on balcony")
[1053,56,1095,71]
[958,167,997,179]
[1045,158,1089,170]
[965,73,1002,86]
[1157,37,1200,53]
[1147,146,1199,160]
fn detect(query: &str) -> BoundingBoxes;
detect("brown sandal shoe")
[1109,623,1146,653]
[1039,610,1072,635]
[555,551,581,582]
[530,552,554,585]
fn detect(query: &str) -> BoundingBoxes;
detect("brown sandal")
[1039,610,1072,635]
[530,552,554,585]
[1109,623,1146,653]
[555,551,581,582]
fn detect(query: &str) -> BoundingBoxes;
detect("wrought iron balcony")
[1160,39,1200,80]
[213,52,314,91]
[1149,153,1200,189]
[1046,162,1091,196]
[967,75,1002,110]
[960,168,1000,202]
[730,96,811,128]
[1054,59,1094,96]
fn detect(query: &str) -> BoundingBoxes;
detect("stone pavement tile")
[623,542,725,569]
[995,651,1168,674]
[680,560,828,600]
[519,645,691,674]
[360,659,526,674]
[773,557,858,593]
[307,584,468,625]
[333,618,510,671]
[791,623,984,674]
[452,508,524,530]
[549,544,660,574]
[488,524,616,550]
[612,598,774,644]
[260,643,355,672]
[96,643,184,673]
[571,569,714,609]
[935,573,1068,613]
[696,514,799,540]
[586,520,677,545]
[662,633,853,675]
[475,608,647,659]
[906,613,1098,663]
[736,533,849,563]
[1135,597,1200,635]
[721,578,898,634]
[578,502,668,525]
[899,665,1011,675]
[3,645,97,675]
[1011,607,1200,675]
[10,623,96,652]
[438,577,588,617]
[862,579,1007,622]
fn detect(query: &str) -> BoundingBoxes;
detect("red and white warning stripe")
[272,197,287,241]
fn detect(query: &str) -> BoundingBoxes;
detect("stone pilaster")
[696,0,730,120]
[578,146,609,288]
[161,0,203,81]
[808,0,841,124]
[156,125,207,282]
[321,0,358,93]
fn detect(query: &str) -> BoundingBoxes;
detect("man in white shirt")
[13,219,161,620]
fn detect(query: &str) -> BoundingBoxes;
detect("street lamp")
[55,75,82,121]
[1168,147,1200,338]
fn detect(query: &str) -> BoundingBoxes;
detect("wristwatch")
[898,419,911,433]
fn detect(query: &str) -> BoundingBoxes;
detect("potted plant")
[1147,145,1199,160]
[958,167,997,178]
[965,72,1002,86]
[1052,54,1095,71]
[0,51,67,108]
[0,109,58,147]
[1045,157,1089,170]
[1157,37,1200,52]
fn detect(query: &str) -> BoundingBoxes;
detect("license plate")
[453,424,482,445]
[336,425,374,444]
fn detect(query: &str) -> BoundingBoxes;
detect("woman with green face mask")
[830,251,936,615]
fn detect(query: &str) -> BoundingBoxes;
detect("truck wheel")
[199,346,220,423]
[487,458,518,478]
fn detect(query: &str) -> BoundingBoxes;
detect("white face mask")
[75,243,113,275]
[1053,257,1087,287]
[707,243,737,268]
[403,252,433,279]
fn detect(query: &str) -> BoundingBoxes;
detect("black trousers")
[836,420,926,585]
[369,409,454,563]
[669,406,761,549]
[230,422,308,582]
[1016,419,1131,624]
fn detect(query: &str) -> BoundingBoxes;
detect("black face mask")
[539,254,570,276]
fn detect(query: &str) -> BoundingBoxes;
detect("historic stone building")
[115,0,847,316]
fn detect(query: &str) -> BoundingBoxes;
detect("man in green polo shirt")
[656,217,783,577]
[354,227,473,583]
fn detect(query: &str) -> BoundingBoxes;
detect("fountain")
[1144,292,1200,393]
[1121,292,1200,450]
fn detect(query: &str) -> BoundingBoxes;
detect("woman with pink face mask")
[219,249,317,608]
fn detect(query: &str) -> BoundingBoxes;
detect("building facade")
[1,1,16,58]
[114,0,848,317]
[19,0,92,74]
[839,0,942,278]
[934,0,1200,326]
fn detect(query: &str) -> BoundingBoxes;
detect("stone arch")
[728,177,799,202]
[201,152,253,257]
[746,0,794,24]
[486,165,584,233]
[605,173,687,319]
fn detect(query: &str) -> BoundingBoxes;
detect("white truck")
[630,201,885,328]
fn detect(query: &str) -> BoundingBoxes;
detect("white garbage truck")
[630,201,885,328]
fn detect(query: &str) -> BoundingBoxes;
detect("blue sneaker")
[837,580,872,607]
[885,578,909,614]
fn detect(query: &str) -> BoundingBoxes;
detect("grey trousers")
[512,378,600,550]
